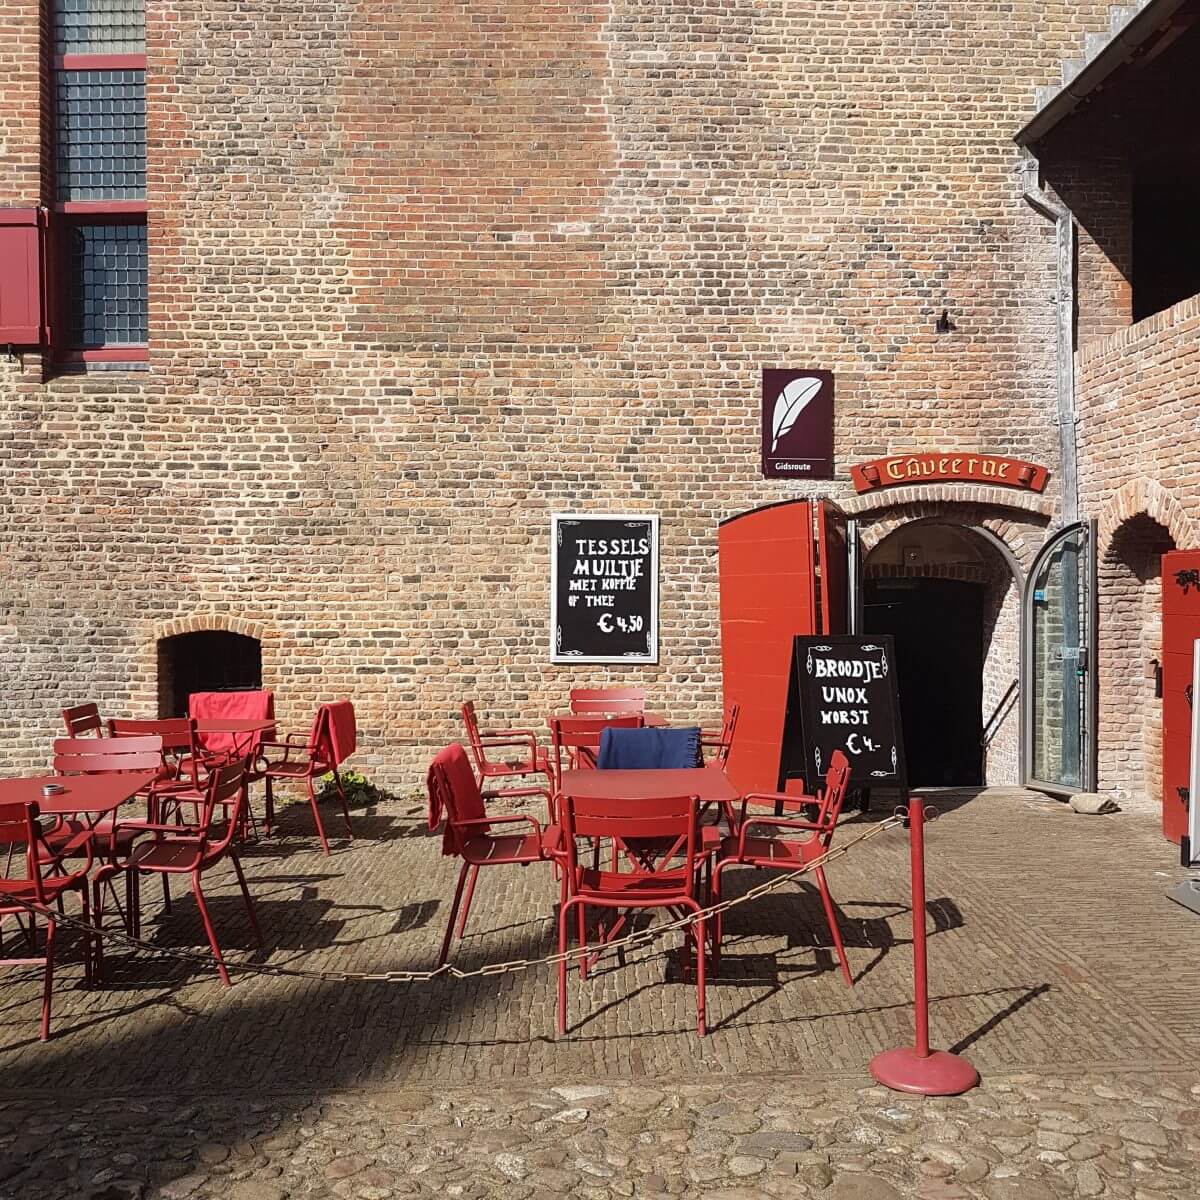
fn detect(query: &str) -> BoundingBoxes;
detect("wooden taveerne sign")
[850,452,1049,494]
[551,514,659,664]
[782,635,907,792]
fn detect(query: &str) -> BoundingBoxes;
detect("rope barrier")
[3,814,904,985]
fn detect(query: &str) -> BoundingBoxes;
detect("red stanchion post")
[869,795,979,1095]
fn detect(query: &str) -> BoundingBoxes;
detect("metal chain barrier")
[3,814,904,985]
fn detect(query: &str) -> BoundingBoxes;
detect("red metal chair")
[92,759,261,987]
[713,749,853,985]
[251,701,355,854]
[61,703,104,738]
[549,714,643,789]
[0,800,94,1040]
[569,687,646,715]
[460,700,553,794]
[701,703,740,769]
[188,689,275,759]
[557,790,708,1036]
[427,743,559,967]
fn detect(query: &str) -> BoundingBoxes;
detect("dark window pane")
[54,0,145,56]
[55,69,145,201]
[66,223,148,347]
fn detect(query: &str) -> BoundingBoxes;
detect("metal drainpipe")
[1020,157,1079,525]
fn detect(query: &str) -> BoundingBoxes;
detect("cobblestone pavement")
[1,786,1199,1198]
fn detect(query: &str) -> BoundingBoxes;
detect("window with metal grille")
[55,70,145,202]
[50,1,148,362]
[65,223,148,347]
[54,0,145,56]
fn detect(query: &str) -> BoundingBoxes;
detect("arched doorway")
[862,521,1020,786]
[157,630,263,718]
[1099,514,1176,802]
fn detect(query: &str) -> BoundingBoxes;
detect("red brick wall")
[0,2,1119,787]
[1078,296,1200,800]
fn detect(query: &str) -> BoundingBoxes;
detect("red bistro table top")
[0,772,157,817]
[192,719,276,734]
[547,712,669,728]
[558,766,738,806]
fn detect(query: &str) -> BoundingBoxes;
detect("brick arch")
[153,614,270,643]
[849,495,1050,570]
[1098,479,1196,556]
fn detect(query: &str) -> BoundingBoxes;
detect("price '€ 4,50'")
[595,613,644,634]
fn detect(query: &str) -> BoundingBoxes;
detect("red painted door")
[817,500,847,635]
[1161,551,1200,844]
[718,501,818,794]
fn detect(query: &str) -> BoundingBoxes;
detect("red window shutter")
[0,209,47,345]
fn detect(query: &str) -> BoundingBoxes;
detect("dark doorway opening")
[864,578,984,787]
[157,631,262,718]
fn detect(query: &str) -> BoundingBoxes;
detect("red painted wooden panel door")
[718,501,818,794]
[1161,550,1200,844]
[0,210,45,344]
[817,500,847,635]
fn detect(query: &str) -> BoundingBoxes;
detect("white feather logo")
[771,376,822,452]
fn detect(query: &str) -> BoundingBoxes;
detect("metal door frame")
[1021,519,1098,795]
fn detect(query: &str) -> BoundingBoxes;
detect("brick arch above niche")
[1097,479,1197,554]
[153,614,271,644]
[846,489,1053,568]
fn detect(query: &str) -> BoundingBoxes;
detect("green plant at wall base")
[314,770,395,808]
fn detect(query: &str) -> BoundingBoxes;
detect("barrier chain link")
[4,814,904,985]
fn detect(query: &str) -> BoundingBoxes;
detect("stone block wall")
[0,1,1119,788]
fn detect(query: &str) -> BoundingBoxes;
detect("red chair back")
[198,759,251,856]
[550,715,642,780]
[62,703,103,738]
[323,700,356,765]
[460,701,486,772]
[569,687,646,715]
[0,801,51,904]
[52,735,164,775]
[815,749,852,838]
[561,791,701,892]
[708,704,740,768]
[427,743,487,856]
[188,690,275,757]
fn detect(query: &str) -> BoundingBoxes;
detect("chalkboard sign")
[551,514,659,664]
[782,635,907,791]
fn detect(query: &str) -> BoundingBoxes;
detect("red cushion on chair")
[428,743,487,856]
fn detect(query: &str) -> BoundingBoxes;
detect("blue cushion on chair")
[597,726,702,770]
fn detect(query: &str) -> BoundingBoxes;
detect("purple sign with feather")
[761,369,834,479]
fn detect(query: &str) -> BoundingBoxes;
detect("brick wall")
[0,1,1119,788]
[1077,295,1200,803]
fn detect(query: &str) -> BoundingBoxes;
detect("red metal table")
[547,712,668,727]
[0,772,157,825]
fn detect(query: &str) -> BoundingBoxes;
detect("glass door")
[1022,521,1097,794]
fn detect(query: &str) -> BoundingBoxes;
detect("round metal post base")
[869,1047,979,1096]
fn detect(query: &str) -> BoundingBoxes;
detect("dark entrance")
[157,631,262,718]
[864,578,984,786]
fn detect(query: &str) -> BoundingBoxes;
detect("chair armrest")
[479,735,539,756]
[453,814,543,836]
[736,814,822,856]
[481,727,538,740]
[104,822,202,858]
[482,785,555,824]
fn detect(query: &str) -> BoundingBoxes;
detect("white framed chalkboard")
[550,513,659,664]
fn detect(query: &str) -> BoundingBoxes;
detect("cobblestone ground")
[1,786,1199,1199]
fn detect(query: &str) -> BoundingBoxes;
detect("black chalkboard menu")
[782,635,907,792]
[551,514,659,663]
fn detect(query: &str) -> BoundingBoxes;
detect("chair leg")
[79,886,92,989]
[333,768,354,838]
[577,900,588,980]
[438,861,470,968]
[557,899,574,1035]
[230,852,263,948]
[264,776,275,835]
[456,865,479,940]
[40,916,57,1042]
[305,776,331,856]
[711,861,727,975]
[695,912,707,1037]
[191,872,231,987]
[161,873,172,916]
[815,867,853,987]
